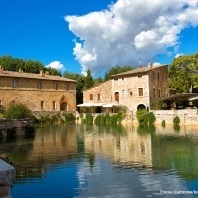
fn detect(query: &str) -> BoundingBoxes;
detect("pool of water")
[1,124,198,197]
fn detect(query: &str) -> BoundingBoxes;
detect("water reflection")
[1,124,198,197]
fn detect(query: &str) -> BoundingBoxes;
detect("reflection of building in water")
[152,125,198,180]
[0,126,78,178]
[155,124,198,138]
[83,125,152,168]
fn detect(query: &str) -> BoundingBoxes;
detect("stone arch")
[137,104,146,110]
[60,95,68,111]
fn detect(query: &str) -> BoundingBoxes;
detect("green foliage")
[173,124,181,132]
[173,116,180,126]
[63,72,84,104]
[136,109,148,126]
[137,125,156,136]
[0,55,60,76]
[63,113,76,124]
[85,114,94,125]
[168,53,198,93]
[151,99,164,110]
[83,69,94,90]
[94,113,124,125]
[4,103,32,119]
[104,65,134,81]
[161,120,166,127]
[136,110,156,126]
[147,112,156,125]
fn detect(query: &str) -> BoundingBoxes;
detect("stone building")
[0,67,76,112]
[83,64,168,112]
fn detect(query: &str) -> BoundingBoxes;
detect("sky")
[0,0,198,77]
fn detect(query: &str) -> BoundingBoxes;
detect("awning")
[189,96,198,101]
[162,93,198,102]
[77,103,93,107]
[77,103,104,107]
[102,102,121,107]
[77,102,121,107]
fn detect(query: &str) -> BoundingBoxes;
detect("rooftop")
[0,68,76,82]
[110,64,168,78]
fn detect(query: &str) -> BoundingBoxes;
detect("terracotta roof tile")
[0,70,76,82]
[110,64,168,78]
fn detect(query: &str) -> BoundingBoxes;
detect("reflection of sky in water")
[8,125,198,197]
[75,157,198,198]
[12,161,80,198]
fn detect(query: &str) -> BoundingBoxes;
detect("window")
[138,88,143,96]
[65,84,69,91]
[41,101,44,110]
[38,82,42,89]
[122,77,124,80]
[153,88,155,98]
[54,83,58,90]
[138,75,142,78]
[90,94,93,100]
[153,71,155,79]
[52,101,56,110]
[13,80,17,88]
[11,100,15,105]
[157,72,160,79]
[114,78,118,81]
[158,89,161,97]
[97,94,100,101]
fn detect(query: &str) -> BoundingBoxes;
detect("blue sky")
[0,0,198,77]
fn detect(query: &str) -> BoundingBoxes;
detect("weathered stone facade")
[0,68,76,112]
[83,64,168,112]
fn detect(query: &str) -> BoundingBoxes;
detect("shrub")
[173,116,180,126]
[151,99,163,110]
[4,103,32,119]
[136,109,148,125]
[161,120,166,127]
[85,114,94,125]
[63,113,76,124]
[147,112,156,125]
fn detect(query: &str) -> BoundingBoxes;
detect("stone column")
[0,159,15,198]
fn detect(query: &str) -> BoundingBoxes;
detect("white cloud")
[65,0,198,75]
[175,53,184,58]
[45,61,64,71]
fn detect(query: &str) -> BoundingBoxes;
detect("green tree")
[84,69,94,90]
[104,65,134,81]
[4,103,32,119]
[169,54,198,93]
[94,76,103,86]
[0,55,60,75]
[63,72,85,104]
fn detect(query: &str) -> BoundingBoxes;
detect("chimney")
[147,63,152,68]
[39,70,44,77]
[19,68,24,73]
[0,66,4,73]
[138,58,143,68]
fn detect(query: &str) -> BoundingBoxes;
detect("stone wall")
[83,80,112,103]
[151,109,198,125]
[83,65,169,112]
[0,76,76,112]
[0,118,32,137]
[122,109,198,125]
